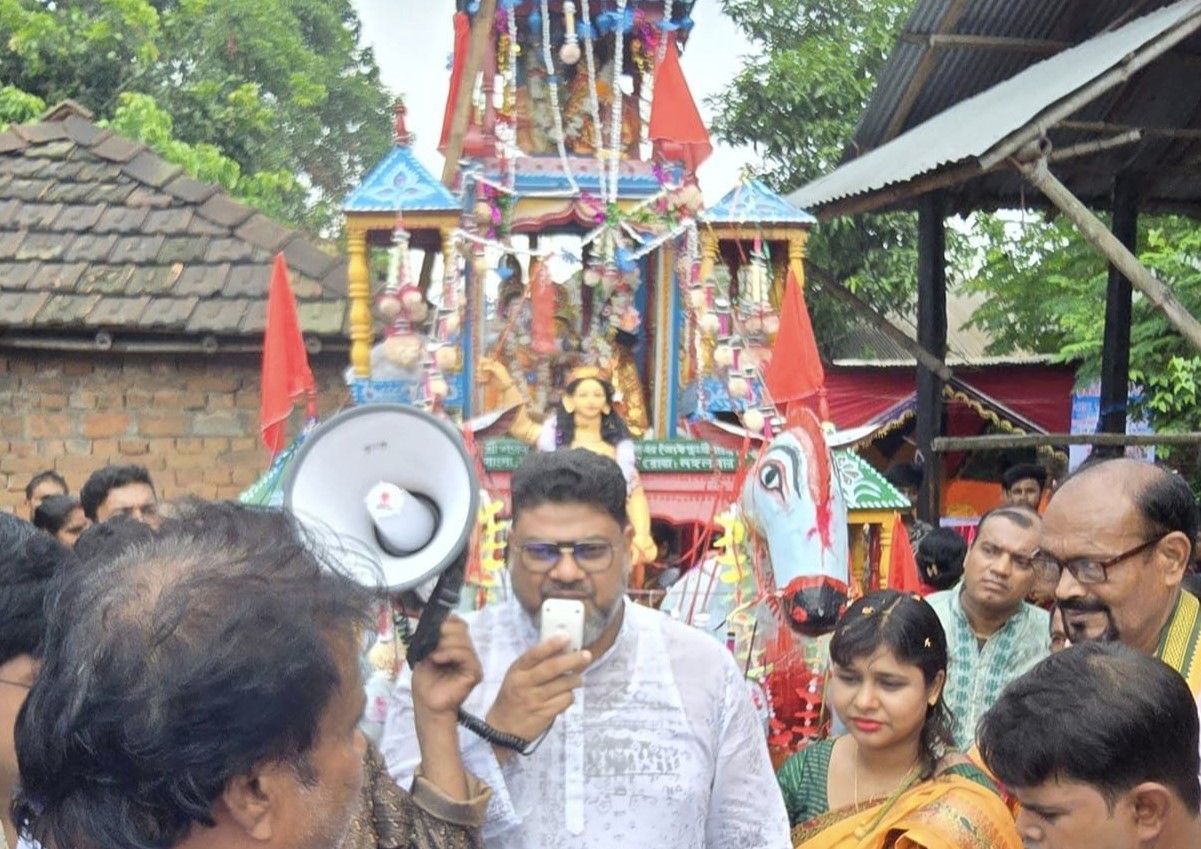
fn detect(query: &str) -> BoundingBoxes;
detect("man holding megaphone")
[382,448,790,848]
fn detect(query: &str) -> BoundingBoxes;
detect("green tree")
[962,210,1201,471]
[710,0,922,347]
[0,0,393,233]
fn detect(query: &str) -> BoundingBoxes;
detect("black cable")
[393,607,535,754]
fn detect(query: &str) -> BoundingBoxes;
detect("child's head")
[916,527,967,591]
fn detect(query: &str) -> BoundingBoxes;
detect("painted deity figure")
[478,359,657,576]
[561,59,641,158]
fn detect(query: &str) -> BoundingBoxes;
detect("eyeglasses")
[1032,534,1168,585]
[0,678,31,690]
[516,540,615,574]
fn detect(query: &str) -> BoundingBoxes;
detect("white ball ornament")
[429,377,449,399]
[699,313,720,337]
[378,294,402,319]
[434,345,458,371]
[728,376,750,400]
[713,345,734,367]
[443,312,461,334]
[559,41,581,65]
[743,409,766,432]
[763,314,781,336]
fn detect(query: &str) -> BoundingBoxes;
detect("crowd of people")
[2,448,1200,849]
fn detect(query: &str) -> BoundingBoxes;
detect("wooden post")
[916,193,946,524]
[347,227,372,379]
[698,231,720,282]
[1018,158,1201,353]
[440,0,498,187]
[1098,175,1138,451]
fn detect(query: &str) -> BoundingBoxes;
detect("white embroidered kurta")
[381,598,790,849]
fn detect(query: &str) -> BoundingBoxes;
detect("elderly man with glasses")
[381,448,790,849]
[1034,457,1201,750]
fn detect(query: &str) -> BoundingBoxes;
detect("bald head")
[1042,458,1196,656]
[1051,459,1196,556]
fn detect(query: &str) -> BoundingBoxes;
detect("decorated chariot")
[335,0,913,758]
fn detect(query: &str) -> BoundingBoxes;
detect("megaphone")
[284,404,479,664]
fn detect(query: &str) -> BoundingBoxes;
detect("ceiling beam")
[881,0,972,144]
[899,33,1071,55]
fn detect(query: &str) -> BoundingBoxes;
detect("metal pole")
[916,192,947,523]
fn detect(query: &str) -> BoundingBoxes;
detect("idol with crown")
[477,353,658,579]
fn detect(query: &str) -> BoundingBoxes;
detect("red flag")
[260,253,316,454]
[888,515,924,594]
[439,12,471,152]
[648,34,712,172]
[763,269,825,405]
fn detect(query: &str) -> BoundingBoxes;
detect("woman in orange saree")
[777,591,1022,849]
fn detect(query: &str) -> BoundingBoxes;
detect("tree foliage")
[0,0,393,233]
[710,0,920,347]
[712,0,1201,449]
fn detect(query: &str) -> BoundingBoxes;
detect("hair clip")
[924,638,932,648]
[861,606,875,615]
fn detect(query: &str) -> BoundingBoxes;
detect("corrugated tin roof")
[701,178,817,226]
[789,0,1201,213]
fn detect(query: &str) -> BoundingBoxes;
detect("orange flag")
[260,253,316,455]
[648,33,712,172]
[763,269,825,404]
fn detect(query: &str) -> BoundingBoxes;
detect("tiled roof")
[0,112,348,338]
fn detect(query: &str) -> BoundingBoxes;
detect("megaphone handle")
[405,560,465,666]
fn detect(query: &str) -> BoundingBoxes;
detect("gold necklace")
[851,743,921,841]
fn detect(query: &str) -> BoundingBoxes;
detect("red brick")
[172,468,205,488]
[91,439,120,457]
[0,418,22,438]
[169,452,213,470]
[174,438,206,455]
[119,439,150,456]
[205,392,236,409]
[62,359,94,376]
[138,413,189,437]
[8,360,38,376]
[27,414,72,439]
[229,466,260,487]
[83,413,131,439]
[54,455,97,478]
[37,393,69,410]
[185,374,241,393]
[124,388,155,409]
[234,391,260,409]
[202,437,230,452]
[0,454,52,476]
[229,437,259,452]
[203,468,233,486]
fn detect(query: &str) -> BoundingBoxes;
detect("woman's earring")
[564,400,576,414]
[603,405,611,415]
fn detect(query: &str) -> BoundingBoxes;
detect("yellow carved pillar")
[787,230,808,290]
[347,226,373,379]
[878,513,896,590]
[698,231,720,282]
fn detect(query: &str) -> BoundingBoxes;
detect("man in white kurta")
[381,449,789,848]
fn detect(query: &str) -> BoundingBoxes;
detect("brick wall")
[0,349,350,513]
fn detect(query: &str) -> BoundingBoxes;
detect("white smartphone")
[540,599,585,653]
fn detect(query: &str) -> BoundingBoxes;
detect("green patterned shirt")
[928,586,1050,750]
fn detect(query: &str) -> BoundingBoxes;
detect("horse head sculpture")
[741,408,850,636]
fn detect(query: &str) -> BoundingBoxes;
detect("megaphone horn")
[283,405,480,593]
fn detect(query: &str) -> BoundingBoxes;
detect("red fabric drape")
[648,33,712,172]
[888,516,923,594]
[530,260,556,355]
[439,12,471,152]
[260,253,316,455]
[764,269,825,406]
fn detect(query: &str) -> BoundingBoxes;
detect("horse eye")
[760,465,783,492]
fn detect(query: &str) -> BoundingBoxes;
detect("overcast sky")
[350,0,760,201]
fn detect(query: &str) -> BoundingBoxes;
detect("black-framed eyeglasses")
[0,678,31,691]
[1032,534,1169,585]
[516,540,615,574]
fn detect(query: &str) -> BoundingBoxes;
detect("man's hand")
[410,616,483,720]
[410,617,483,802]
[486,635,591,760]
